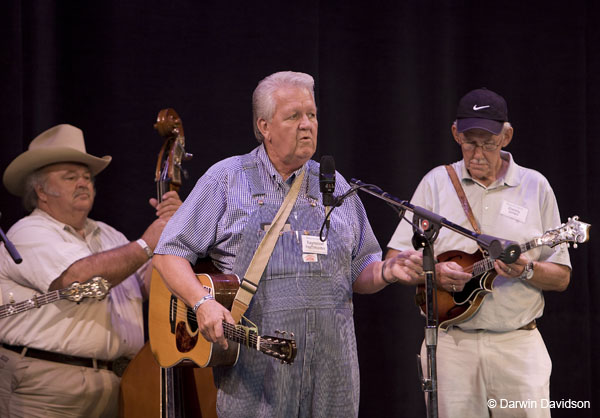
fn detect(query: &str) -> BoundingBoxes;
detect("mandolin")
[415,216,591,330]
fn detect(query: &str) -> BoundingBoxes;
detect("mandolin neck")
[471,237,543,277]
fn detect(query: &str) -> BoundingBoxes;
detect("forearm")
[152,254,208,308]
[49,241,150,291]
[526,261,571,292]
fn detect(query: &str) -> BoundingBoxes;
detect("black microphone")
[477,234,521,264]
[0,212,22,264]
[319,155,336,228]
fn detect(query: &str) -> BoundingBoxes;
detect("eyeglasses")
[460,140,502,152]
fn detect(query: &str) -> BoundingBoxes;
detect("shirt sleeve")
[155,167,228,264]
[1,223,92,292]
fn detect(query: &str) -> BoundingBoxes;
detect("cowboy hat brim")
[3,147,111,197]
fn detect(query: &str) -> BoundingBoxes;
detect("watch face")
[526,261,534,279]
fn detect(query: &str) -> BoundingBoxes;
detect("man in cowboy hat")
[0,124,181,417]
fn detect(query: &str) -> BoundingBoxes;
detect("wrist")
[192,294,215,313]
[381,259,396,285]
[135,238,153,260]
[519,261,535,280]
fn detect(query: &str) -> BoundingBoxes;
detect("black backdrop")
[1,1,598,417]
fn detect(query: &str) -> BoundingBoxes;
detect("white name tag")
[500,200,528,223]
[301,235,328,255]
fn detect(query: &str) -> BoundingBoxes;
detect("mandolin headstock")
[538,216,591,249]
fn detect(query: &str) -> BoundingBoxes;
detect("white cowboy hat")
[3,124,112,196]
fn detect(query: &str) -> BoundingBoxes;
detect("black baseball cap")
[456,88,508,135]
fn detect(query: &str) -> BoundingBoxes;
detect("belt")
[457,319,537,333]
[2,344,130,377]
[518,319,537,331]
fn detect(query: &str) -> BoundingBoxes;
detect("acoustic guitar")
[149,270,297,368]
[415,216,591,330]
[0,277,110,319]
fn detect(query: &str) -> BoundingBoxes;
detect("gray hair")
[252,71,316,143]
[22,169,48,212]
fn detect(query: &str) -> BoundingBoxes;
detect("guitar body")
[149,270,241,368]
[415,250,498,330]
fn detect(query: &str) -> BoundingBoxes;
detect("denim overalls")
[214,155,360,418]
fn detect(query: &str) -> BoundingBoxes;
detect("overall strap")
[239,153,265,197]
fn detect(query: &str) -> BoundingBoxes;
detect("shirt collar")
[256,144,308,184]
[32,208,100,239]
[459,150,520,189]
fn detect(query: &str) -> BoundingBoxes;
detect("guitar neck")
[222,321,258,349]
[0,290,62,319]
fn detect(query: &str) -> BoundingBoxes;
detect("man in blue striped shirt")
[153,71,423,417]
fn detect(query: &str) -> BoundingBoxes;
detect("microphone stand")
[0,212,22,264]
[349,179,520,418]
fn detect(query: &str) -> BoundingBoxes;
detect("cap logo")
[473,104,490,111]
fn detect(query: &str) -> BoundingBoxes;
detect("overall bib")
[214,155,360,418]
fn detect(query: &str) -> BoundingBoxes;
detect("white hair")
[252,71,316,143]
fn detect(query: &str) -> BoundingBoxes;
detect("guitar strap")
[230,169,305,324]
[445,164,482,235]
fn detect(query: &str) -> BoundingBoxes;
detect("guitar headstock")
[259,330,297,365]
[154,108,193,193]
[60,277,111,303]
[539,216,591,249]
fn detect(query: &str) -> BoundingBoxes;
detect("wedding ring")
[452,284,456,292]
[507,267,512,274]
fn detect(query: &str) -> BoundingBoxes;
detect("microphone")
[477,234,521,264]
[319,155,336,228]
[0,212,22,264]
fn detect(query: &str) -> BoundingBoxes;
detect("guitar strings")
[169,308,261,346]
[168,305,287,351]
[0,291,61,317]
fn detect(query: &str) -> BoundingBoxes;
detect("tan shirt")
[0,209,147,360]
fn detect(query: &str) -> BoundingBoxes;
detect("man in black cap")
[386,88,572,417]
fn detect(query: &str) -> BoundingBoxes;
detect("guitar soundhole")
[175,321,198,353]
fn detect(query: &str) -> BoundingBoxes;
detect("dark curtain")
[1,1,597,417]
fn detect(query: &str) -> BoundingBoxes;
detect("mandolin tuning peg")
[183,152,193,161]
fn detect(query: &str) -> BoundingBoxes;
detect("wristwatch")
[520,261,535,280]
[135,238,153,259]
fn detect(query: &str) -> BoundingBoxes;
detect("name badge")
[500,200,528,223]
[301,235,328,255]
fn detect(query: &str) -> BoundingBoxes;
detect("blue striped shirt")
[155,144,381,281]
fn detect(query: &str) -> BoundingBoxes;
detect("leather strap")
[445,165,481,234]
[230,170,305,324]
